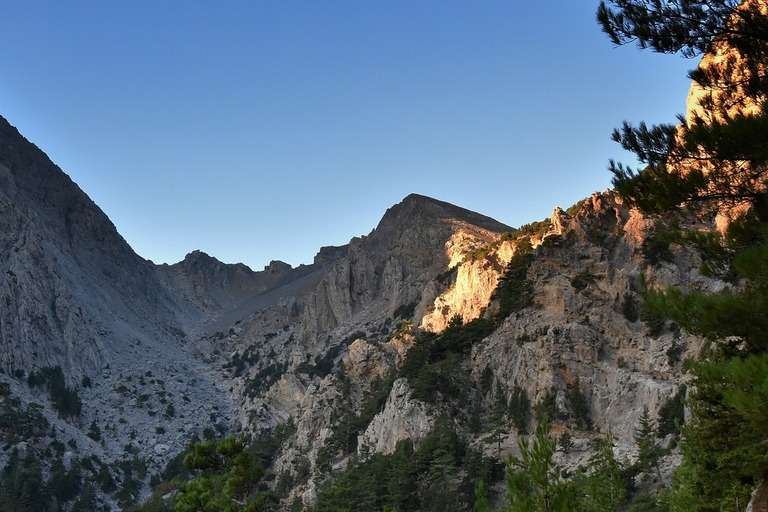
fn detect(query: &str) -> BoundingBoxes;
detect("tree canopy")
[598,0,768,220]
[597,1,768,509]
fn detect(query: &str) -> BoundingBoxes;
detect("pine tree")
[598,0,768,219]
[596,1,768,508]
[498,419,576,512]
[175,436,264,512]
[634,407,662,481]
[576,432,627,512]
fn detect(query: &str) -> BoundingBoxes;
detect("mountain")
[0,113,710,511]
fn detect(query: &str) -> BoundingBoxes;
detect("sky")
[0,2,695,270]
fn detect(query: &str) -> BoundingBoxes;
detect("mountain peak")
[376,193,513,237]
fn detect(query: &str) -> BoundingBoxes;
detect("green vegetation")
[296,346,342,379]
[399,315,494,404]
[476,420,628,512]
[175,436,264,512]
[657,386,686,439]
[515,219,552,240]
[27,366,82,419]
[494,239,534,320]
[314,416,498,512]
[243,362,288,398]
[597,1,768,509]
[225,347,260,378]
[0,381,142,511]
[319,371,396,463]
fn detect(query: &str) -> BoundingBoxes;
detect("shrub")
[641,234,674,267]
[494,239,534,320]
[27,366,82,419]
[657,386,686,438]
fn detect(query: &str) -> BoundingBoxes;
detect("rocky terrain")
[0,111,711,510]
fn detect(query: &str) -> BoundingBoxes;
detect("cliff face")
[192,190,708,508]
[0,115,350,509]
[0,114,719,510]
[300,194,513,340]
[0,116,198,381]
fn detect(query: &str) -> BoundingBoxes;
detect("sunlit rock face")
[685,0,768,123]
[680,0,768,229]
[0,111,721,508]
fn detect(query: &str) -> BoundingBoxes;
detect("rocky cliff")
[210,189,705,508]
[0,113,718,511]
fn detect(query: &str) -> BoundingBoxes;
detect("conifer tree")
[479,419,576,512]
[597,1,768,509]
[634,407,662,481]
[598,0,768,219]
[576,432,627,512]
[175,436,264,512]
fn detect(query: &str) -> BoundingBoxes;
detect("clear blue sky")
[0,2,694,270]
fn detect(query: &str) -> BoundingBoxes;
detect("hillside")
[0,110,710,510]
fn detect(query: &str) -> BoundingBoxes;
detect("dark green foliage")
[533,388,563,424]
[622,292,640,322]
[567,378,592,430]
[87,420,101,442]
[94,458,117,493]
[576,432,628,511]
[494,240,534,320]
[657,386,686,438]
[115,456,147,507]
[570,273,591,291]
[598,0,768,220]
[393,301,417,320]
[479,366,494,395]
[508,385,529,434]
[0,449,45,511]
[175,436,265,512]
[515,219,552,240]
[629,492,668,512]
[296,346,341,379]
[478,425,629,512]
[314,417,491,512]
[664,351,768,511]
[45,457,82,505]
[71,483,97,512]
[0,398,48,445]
[225,346,260,378]
[243,362,288,398]
[399,316,493,404]
[640,234,674,267]
[477,420,576,512]
[635,407,662,481]
[27,366,82,419]
[566,198,588,217]
[322,372,396,461]
[665,341,684,366]
[558,432,573,454]
[246,418,297,470]
[489,381,508,425]
[640,303,665,337]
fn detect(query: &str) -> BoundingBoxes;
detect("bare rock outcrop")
[358,378,434,455]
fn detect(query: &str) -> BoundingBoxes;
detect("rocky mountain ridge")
[0,112,707,511]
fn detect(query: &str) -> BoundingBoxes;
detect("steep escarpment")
[0,113,712,510]
[0,118,722,511]
[301,194,514,339]
[0,115,348,510]
[0,115,198,381]
[190,189,708,510]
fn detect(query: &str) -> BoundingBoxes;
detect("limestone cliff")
[0,115,725,510]
[199,190,709,509]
